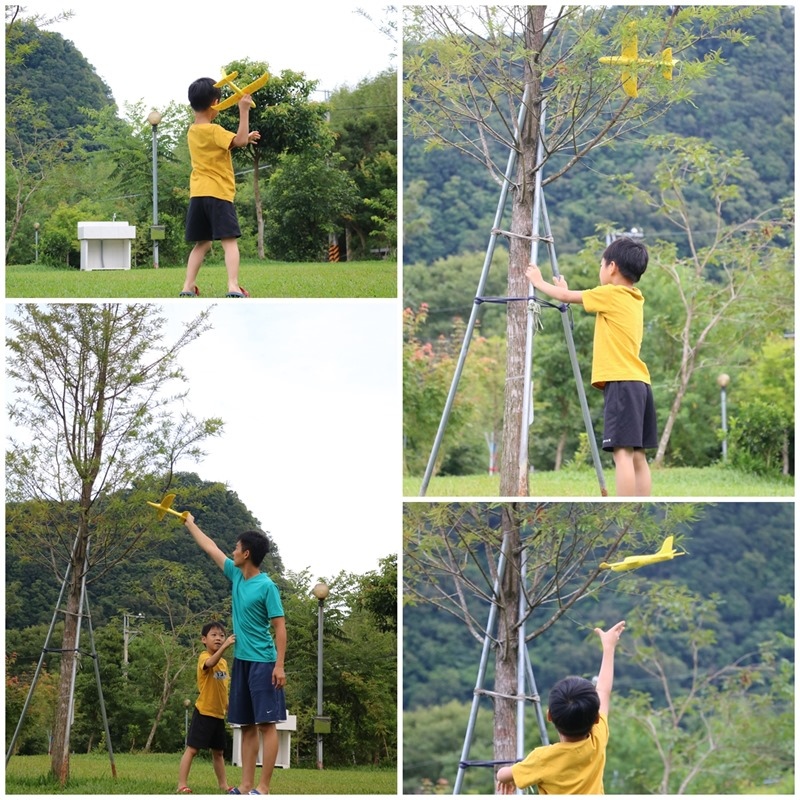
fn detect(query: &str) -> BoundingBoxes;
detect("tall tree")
[404,5,761,494]
[5,304,222,784]
[217,59,330,260]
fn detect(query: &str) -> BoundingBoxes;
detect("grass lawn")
[405,465,794,498]
[5,260,397,299]
[5,753,397,794]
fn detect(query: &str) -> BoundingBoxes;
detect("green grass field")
[5,260,397,299]
[5,753,397,794]
[405,465,794,498]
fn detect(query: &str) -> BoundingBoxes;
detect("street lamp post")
[183,699,191,746]
[311,582,329,769]
[122,612,145,676]
[146,110,163,268]
[717,373,730,461]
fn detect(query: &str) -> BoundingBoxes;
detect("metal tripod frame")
[6,531,117,778]
[418,95,606,496]
[453,532,549,794]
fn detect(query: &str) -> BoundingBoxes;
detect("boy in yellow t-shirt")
[496,621,626,795]
[177,622,236,794]
[180,77,261,299]
[526,237,657,497]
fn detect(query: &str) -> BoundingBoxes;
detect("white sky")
[26,3,397,111]
[164,301,400,585]
[6,301,401,588]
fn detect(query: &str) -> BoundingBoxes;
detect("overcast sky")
[25,3,397,111]
[6,301,400,588]
[163,301,399,585]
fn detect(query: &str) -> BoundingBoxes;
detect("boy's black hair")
[548,676,600,737]
[237,530,270,567]
[602,236,648,283]
[188,77,222,111]
[201,621,226,637]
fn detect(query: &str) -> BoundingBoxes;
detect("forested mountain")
[5,473,282,632]
[5,17,115,138]
[403,6,794,268]
[404,502,793,711]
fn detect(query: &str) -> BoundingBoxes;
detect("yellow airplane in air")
[146,493,188,522]
[598,27,677,98]
[599,535,685,572]
[212,70,270,111]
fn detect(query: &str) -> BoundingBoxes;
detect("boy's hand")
[223,634,236,649]
[247,131,261,144]
[525,263,543,286]
[496,779,516,795]
[238,94,253,113]
[183,511,194,526]
[594,620,626,649]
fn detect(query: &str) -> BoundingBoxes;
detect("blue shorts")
[601,381,658,452]
[228,659,287,726]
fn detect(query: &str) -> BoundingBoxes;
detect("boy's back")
[510,713,608,794]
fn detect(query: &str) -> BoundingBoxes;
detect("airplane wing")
[212,72,270,111]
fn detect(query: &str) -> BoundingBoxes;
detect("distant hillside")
[403,502,794,711]
[403,6,794,267]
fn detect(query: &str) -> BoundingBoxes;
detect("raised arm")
[230,95,260,149]
[183,512,227,570]
[526,263,584,306]
[594,620,626,716]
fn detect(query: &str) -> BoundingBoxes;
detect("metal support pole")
[518,101,548,481]
[420,86,533,496]
[453,532,513,794]
[539,193,607,494]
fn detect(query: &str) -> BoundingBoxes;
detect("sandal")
[177,787,193,794]
[225,287,250,298]
[179,286,200,297]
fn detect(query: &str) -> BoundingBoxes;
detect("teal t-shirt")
[223,558,284,662]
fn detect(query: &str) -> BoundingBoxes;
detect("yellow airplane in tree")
[599,535,685,572]
[598,25,677,98]
[147,493,188,522]
[212,70,270,111]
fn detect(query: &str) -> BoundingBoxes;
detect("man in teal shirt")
[184,513,287,795]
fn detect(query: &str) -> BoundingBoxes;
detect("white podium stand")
[231,715,297,769]
[77,221,136,270]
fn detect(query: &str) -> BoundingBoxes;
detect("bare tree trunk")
[499,6,545,496]
[493,504,521,769]
[554,430,568,471]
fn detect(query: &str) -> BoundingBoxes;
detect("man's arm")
[594,620,626,716]
[271,616,286,687]
[183,512,227,570]
[526,264,584,306]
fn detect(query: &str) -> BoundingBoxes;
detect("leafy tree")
[217,59,330,260]
[263,151,359,261]
[614,135,793,465]
[5,304,223,784]
[404,5,765,494]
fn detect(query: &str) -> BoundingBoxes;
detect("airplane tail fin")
[658,536,675,555]
[156,493,176,521]
[661,48,675,80]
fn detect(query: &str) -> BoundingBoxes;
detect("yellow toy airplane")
[599,535,685,572]
[598,25,677,98]
[146,493,188,522]
[212,70,270,111]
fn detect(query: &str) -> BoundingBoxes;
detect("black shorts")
[185,196,241,242]
[601,381,658,452]
[186,707,227,751]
